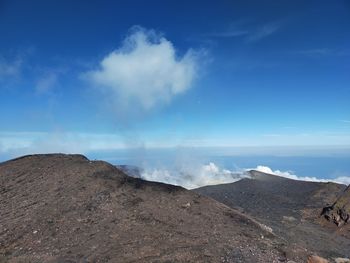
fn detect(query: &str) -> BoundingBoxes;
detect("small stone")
[181,202,191,208]
[335,258,350,263]
[307,255,329,263]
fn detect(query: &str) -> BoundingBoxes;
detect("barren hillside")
[0,154,301,262]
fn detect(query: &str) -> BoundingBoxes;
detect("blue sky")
[0,0,350,157]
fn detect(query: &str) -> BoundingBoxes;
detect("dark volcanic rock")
[322,185,350,226]
[0,154,295,262]
[194,170,350,260]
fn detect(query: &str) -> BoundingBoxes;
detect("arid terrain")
[0,154,349,262]
[195,170,350,261]
[1,154,303,263]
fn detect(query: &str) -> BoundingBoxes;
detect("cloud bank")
[85,26,199,112]
[139,163,350,189]
[254,165,350,185]
[141,162,250,189]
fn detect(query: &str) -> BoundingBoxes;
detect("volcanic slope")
[194,170,350,260]
[1,154,300,263]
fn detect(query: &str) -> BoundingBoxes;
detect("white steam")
[141,162,250,189]
[139,163,350,189]
[254,165,350,185]
[85,26,199,111]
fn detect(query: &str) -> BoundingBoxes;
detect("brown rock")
[322,185,350,226]
[307,255,329,263]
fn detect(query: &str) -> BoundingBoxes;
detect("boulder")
[322,185,350,226]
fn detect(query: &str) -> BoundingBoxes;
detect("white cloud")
[141,162,350,189]
[85,26,199,112]
[141,162,250,189]
[332,176,350,185]
[253,165,350,185]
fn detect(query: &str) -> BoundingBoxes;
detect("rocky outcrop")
[194,170,350,259]
[322,185,350,226]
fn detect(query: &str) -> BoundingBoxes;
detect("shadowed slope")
[194,170,350,260]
